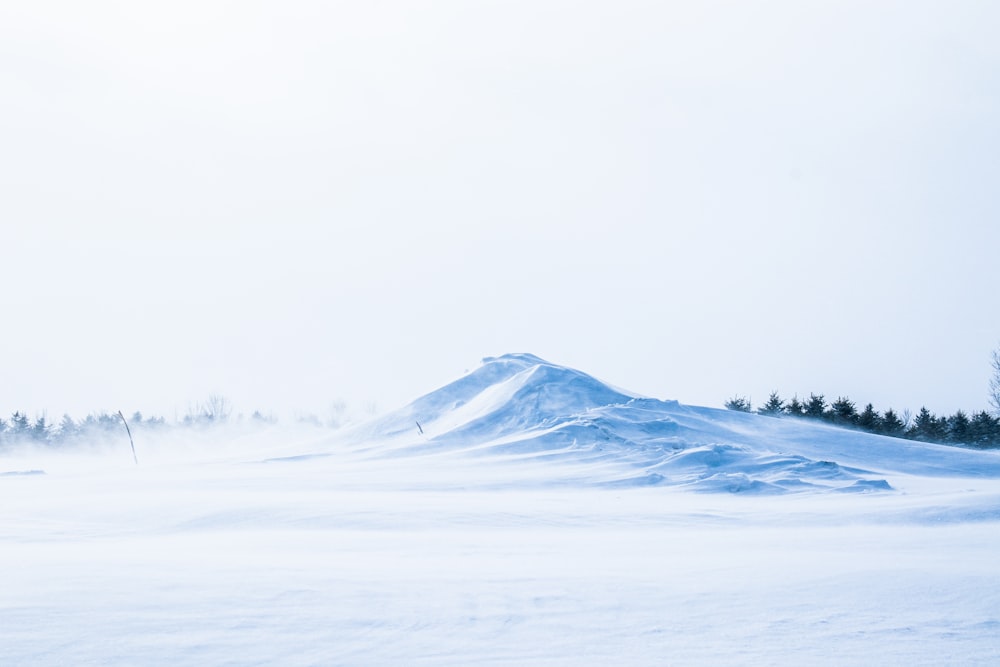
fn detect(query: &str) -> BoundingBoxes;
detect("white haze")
[3,353,1000,665]
[2,1,1000,420]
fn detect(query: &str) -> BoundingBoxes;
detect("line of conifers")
[727,349,1000,448]
[5,351,1000,450]
[0,407,310,449]
[725,393,1000,449]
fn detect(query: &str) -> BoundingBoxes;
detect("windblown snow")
[342,353,1000,494]
[3,353,1000,665]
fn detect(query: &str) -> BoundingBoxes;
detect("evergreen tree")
[804,394,826,419]
[857,403,881,432]
[909,407,937,441]
[31,415,50,443]
[725,396,753,412]
[58,414,79,442]
[970,411,999,447]
[758,392,785,416]
[881,408,905,437]
[947,410,971,444]
[97,412,119,431]
[9,412,30,438]
[784,395,805,416]
[829,397,858,425]
[80,413,99,436]
[931,414,949,442]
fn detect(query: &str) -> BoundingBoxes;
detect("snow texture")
[346,353,1000,493]
[3,353,1000,665]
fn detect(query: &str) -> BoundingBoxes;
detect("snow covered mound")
[367,353,635,442]
[334,354,1000,493]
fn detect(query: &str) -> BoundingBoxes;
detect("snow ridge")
[334,353,1000,493]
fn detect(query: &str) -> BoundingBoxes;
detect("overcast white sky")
[2,0,999,421]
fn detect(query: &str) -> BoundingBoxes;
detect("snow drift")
[6,354,1000,666]
[324,353,1000,493]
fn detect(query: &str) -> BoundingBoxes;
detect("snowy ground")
[3,355,1000,665]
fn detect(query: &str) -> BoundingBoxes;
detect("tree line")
[0,411,166,448]
[0,398,283,450]
[725,392,1000,448]
[0,394,378,452]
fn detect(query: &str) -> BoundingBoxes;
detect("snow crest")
[334,353,1000,493]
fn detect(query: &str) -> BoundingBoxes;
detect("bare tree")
[990,347,1000,415]
[201,394,232,422]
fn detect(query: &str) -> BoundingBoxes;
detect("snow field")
[4,354,1000,665]
[3,451,1000,666]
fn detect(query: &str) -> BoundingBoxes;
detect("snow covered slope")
[337,353,1000,493]
[4,354,1000,666]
